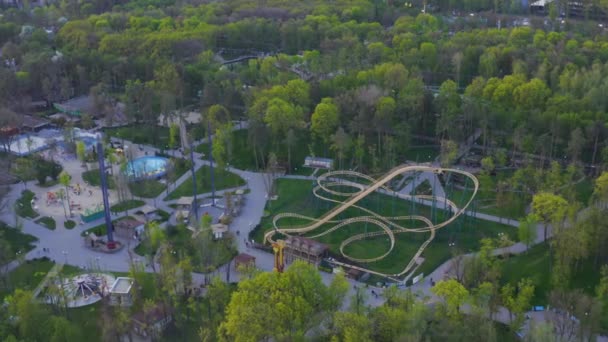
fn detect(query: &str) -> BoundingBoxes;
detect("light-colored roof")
[211,223,228,233]
[530,0,554,6]
[137,205,158,215]
[109,277,133,294]
[176,210,190,219]
[176,196,194,206]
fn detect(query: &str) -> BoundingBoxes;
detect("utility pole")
[190,141,199,223]
[97,133,116,249]
[208,119,216,205]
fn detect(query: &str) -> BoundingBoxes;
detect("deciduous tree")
[531,192,568,241]
[218,261,348,341]
[311,97,339,145]
[431,279,469,319]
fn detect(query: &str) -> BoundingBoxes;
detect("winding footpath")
[1,137,605,341]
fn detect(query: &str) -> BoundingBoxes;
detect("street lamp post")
[207,119,216,205]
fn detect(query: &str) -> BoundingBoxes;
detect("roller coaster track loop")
[264,165,478,280]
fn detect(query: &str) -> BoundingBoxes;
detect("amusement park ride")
[266,164,479,281]
[272,240,285,273]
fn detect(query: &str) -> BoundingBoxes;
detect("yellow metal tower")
[272,240,285,273]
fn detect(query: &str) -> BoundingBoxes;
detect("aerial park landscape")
[1,0,608,340]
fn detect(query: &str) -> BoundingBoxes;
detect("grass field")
[35,216,56,230]
[129,179,165,198]
[448,172,595,220]
[254,179,517,277]
[500,242,603,305]
[447,171,528,220]
[0,222,38,254]
[82,169,116,188]
[15,190,39,219]
[165,165,245,200]
[110,199,145,212]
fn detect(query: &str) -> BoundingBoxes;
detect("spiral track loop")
[264,165,478,280]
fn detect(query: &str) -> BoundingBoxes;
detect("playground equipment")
[264,164,479,281]
[46,192,59,206]
[46,273,116,308]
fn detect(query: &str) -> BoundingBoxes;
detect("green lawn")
[501,242,604,306]
[0,222,38,254]
[0,258,54,300]
[35,216,56,230]
[129,179,166,198]
[104,124,171,150]
[15,189,39,219]
[254,179,517,278]
[447,171,527,220]
[165,165,245,200]
[110,199,145,212]
[448,173,594,220]
[167,158,193,182]
[64,220,76,229]
[82,169,116,188]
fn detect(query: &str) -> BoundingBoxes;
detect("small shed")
[114,219,145,239]
[234,253,256,269]
[109,277,134,306]
[211,223,229,239]
[176,196,194,211]
[304,156,334,169]
[20,115,50,132]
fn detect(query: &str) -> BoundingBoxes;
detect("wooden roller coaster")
[264,165,479,281]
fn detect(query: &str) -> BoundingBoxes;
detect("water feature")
[125,156,169,180]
